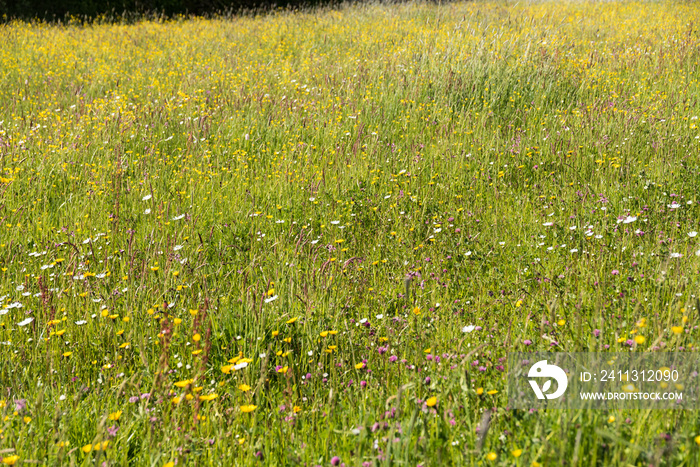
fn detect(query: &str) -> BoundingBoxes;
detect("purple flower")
[129,396,139,403]
[593,329,601,337]
[360,380,367,388]
[14,399,27,412]
[523,339,532,346]
[389,355,398,363]
[611,270,620,275]
[331,456,341,466]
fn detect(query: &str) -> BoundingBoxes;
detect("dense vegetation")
[1,1,700,465]
[1,0,336,20]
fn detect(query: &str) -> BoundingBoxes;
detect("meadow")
[0,0,700,465]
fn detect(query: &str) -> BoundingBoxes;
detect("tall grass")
[0,1,700,465]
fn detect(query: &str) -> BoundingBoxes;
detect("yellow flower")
[476,387,484,395]
[193,333,201,342]
[486,452,497,461]
[240,404,257,413]
[23,416,31,424]
[63,351,73,357]
[277,366,288,373]
[425,396,437,407]
[174,379,193,388]
[199,393,218,401]
[221,365,233,374]
[512,449,523,457]
[608,416,615,423]
[286,317,298,324]
[239,384,251,392]
[515,299,523,307]
[293,405,302,413]
[355,362,365,369]
[2,455,19,465]
[320,331,329,337]
[412,307,421,315]
[81,444,92,453]
[487,390,498,395]
[671,326,683,335]
[695,435,700,446]
[557,319,565,326]
[164,462,175,467]
[634,335,645,345]
[108,411,122,421]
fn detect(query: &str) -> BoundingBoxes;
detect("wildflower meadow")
[1,1,700,465]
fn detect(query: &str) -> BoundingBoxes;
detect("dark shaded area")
[0,0,346,20]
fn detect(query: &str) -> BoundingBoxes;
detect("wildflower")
[286,317,298,324]
[240,405,257,413]
[512,449,522,457]
[355,362,365,369]
[81,444,92,453]
[1,456,19,465]
[199,394,218,401]
[174,379,193,388]
[486,452,497,461]
[108,411,122,421]
[331,456,341,466]
[425,396,437,407]
[672,326,683,335]
[634,335,645,345]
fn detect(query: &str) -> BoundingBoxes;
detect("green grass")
[0,0,700,465]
